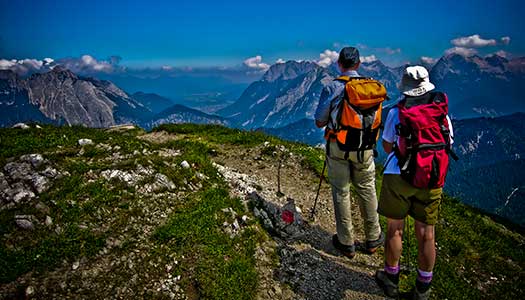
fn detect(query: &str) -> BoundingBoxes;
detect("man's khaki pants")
[326,142,381,246]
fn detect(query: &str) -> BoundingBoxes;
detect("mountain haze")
[131,92,174,114]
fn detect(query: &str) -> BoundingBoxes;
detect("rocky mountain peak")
[507,57,525,74]
[262,60,320,82]
[485,54,509,67]
[48,65,78,79]
[361,59,387,70]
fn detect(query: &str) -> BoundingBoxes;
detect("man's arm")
[382,139,393,154]
[315,120,327,128]
[381,108,397,154]
[314,85,334,128]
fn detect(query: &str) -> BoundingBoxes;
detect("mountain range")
[0,67,225,129]
[446,112,525,226]
[2,53,525,226]
[431,54,525,118]
[218,61,332,128]
[218,53,524,129]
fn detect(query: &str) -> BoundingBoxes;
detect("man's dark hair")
[338,47,360,69]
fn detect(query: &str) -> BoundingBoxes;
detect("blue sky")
[0,0,523,68]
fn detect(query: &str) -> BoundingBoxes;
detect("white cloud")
[360,55,377,63]
[501,36,511,45]
[0,59,16,69]
[20,59,44,69]
[451,34,497,48]
[243,55,270,71]
[0,55,128,76]
[276,58,286,64]
[0,58,47,75]
[420,56,437,65]
[81,55,112,71]
[445,47,478,57]
[316,49,339,67]
[56,55,121,74]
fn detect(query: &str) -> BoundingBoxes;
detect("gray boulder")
[15,215,36,230]
[12,123,30,129]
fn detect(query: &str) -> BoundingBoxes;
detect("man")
[314,47,384,259]
[375,66,454,300]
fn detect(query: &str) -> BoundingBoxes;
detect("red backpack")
[395,92,458,189]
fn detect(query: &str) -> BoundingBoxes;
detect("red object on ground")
[281,210,294,224]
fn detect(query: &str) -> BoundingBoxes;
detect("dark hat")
[338,47,360,68]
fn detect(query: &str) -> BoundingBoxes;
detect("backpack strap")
[381,151,396,175]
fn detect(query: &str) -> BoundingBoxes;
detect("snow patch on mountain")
[249,93,270,109]
[460,131,485,154]
[504,187,520,207]
[472,107,500,117]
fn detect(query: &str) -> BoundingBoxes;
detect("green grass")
[386,196,524,299]
[432,196,524,299]
[0,125,149,165]
[154,123,326,176]
[154,187,263,300]
[1,123,523,299]
[154,124,524,299]
[0,172,136,283]
[1,211,102,283]
[154,123,271,147]
[0,124,266,298]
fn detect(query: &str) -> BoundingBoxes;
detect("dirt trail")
[213,143,387,300]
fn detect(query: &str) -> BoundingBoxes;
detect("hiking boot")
[375,270,399,298]
[365,231,385,254]
[412,287,431,300]
[332,234,355,258]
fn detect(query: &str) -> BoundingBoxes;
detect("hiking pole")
[309,159,327,221]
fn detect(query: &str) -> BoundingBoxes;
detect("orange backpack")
[326,76,387,160]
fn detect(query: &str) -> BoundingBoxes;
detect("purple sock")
[417,269,433,283]
[384,264,400,275]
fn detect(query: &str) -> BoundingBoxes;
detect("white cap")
[398,66,435,97]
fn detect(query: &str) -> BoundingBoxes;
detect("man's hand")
[315,120,327,128]
[383,140,393,154]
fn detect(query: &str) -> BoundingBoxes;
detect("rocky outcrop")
[100,165,177,193]
[1,154,65,209]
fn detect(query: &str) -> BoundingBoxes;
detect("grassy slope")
[0,125,265,298]
[1,124,523,299]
